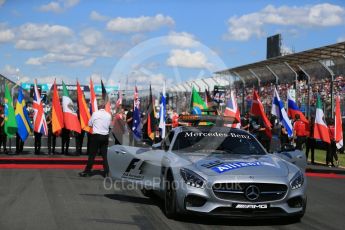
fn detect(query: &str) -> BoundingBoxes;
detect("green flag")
[190,86,208,114]
[4,84,18,137]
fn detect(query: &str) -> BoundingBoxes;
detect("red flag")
[101,80,111,113]
[335,95,343,149]
[250,90,272,138]
[89,78,98,114]
[77,81,92,133]
[52,80,64,135]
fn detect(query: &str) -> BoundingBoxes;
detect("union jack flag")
[33,80,48,135]
[224,91,241,128]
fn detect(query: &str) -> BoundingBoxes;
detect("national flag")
[89,78,98,114]
[190,86,207,114]
[52,80,64,135]
[116,90,123,109]
[132,86,141,140]
[159,83,166,138]
[313,96,330,143]
[335,95,343,149]
[4,84,17,138]
[101,80,111,113]
[33,80,48,136]
[77,81,92,133]
[15,87,32,141]
[250,90,272,138]
[62,81,81,133]
[287,91,308,124]
[146,85,156,140]
[205,89,214,108]
[224,91,240,128]
[271,87,293,137]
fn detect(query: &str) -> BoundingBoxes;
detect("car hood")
[178,153,289,177]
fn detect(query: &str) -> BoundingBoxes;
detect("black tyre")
[164,178,178,219]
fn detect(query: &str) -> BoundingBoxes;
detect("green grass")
[306,148,345,167]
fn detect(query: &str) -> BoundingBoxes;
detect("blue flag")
[271,87,293,137]
[15,87,33,141]
[133,86,141,140]
[159,83,166,139]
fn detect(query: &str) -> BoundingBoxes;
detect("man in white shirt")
[79,101,112,177]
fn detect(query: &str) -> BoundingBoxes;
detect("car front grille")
[212,183,288,202]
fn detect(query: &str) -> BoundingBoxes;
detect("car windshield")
[172,131,266,155]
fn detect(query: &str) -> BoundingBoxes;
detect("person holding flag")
[159,83,166,139]
[15,87,33,154]
[250,90,272,152]
[3,84,17,154]
[144,85,157,144]
[328,95,342,167]
[62,81,81,155]
[190,86,208,114]
[76,81,92,155]
[313,95,331,165]
[33,80,48,155]
[132,86,142,144]
[50,80,64,154]
[224,91,241,128]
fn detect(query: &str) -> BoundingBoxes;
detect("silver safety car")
[107,119,307,220]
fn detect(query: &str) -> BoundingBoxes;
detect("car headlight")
[290,171,304,190]
[180,168,205,188]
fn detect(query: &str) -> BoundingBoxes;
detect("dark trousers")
[48,131,56,154]
[128,130,134,146]
[61,131,70,154]
[84,134,109,174]
[296,136,306,150]
[34,132,42,154]
[327,141,338,165]
[113,132,123,145]
[76,131,85,154]
[0,134,7,152]
[16,133,24,153]
[305,137,315,163]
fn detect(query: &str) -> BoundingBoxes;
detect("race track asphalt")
[0,169,344,230]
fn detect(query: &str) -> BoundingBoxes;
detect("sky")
[0,0,345,91]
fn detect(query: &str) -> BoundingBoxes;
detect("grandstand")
[168,41,345,118]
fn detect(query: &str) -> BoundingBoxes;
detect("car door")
[107,144,165,190]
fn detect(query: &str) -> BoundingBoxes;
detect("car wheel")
[164,178,177,219]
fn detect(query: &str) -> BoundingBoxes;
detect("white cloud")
[38,2,63,13]
[0,65,20,77]
[17,23,73,40]
[130,34,147,45]
[80,28,103,46]
[337,36,345,43]
[106,14,175,33]
[225,3,345,41]
[0,0,6,7]
[26,53,94,67]
[36,75,74,84]
[127,72,172,90]
[166,31,199,48]
[90,10,109,21]
[166,49,212,69]
[0,28,14,43]
[38,0,80,13]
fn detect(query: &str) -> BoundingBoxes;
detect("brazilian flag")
[190,86,208,114]
[4,84,18,137]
